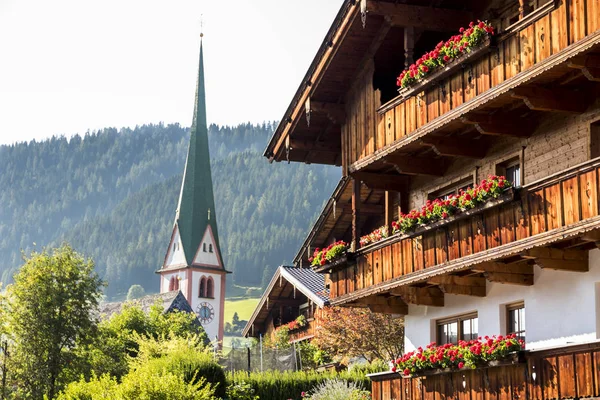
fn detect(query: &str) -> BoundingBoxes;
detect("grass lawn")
[224,297,260,325]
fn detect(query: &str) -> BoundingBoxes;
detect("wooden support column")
[404,27,415,68]
[385,191,395,231]
[352,178,361,252]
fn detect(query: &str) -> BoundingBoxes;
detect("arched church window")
[209,244,213,253]
[169,276,176,291]
[203,243,207,252]
[199,276,207,297]
[207,277,214,298]
[174,277,180,291]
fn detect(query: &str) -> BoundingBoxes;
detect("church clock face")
[197,302,215,324]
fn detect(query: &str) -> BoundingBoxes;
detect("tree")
[314,307,404,362]
[6,244,104,399]
[232,311,240,327]
[126,284,145,300]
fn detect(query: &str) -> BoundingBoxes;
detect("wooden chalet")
[265,0,600,398]
[242,266,329,344]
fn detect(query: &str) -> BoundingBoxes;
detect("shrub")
[132,334,226,398]
[227,369,371,400]
[226,381,259,400]
[305,379,371,400]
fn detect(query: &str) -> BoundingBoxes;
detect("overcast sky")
[0,0,343,145]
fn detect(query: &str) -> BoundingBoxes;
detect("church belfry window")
[209,244,213,253]
[199,277,207,297]
[207,277,214,298]
[203,243,207,252]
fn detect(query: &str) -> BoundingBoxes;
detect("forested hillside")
[0,123,339,298]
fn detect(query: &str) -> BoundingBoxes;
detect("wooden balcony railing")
[289,319,316,343]
[370,340,600,400]
[328,158,600,303]
[343,0,600,170]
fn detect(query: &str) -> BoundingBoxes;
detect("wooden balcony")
[289,319,317,343]
[370,341,600,400]
[344,0,600,175]
[325,158,600,308]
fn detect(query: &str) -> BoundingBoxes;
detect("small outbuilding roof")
[242,266,330,337]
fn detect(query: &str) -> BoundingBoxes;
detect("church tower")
[158,34,228,344]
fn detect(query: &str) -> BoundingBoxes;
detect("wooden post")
[352,178,361,251]
[385,191,395,230]
[404,27,415,68]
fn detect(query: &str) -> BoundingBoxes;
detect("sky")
[0,0,343,145]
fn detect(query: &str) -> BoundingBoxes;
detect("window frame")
[506,301,526,341]
[428,176,475,201]
[496,153,523,188]
[436,312,478,345]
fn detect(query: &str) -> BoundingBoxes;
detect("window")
[507,302,525,341]
[591,120,600,159]
[203,243,207,252]
[169,276,176,291]
[199,277,207,297]
[437,313,478,345]
[207,277,214,298]
[429,177,474,201]
[209,244,213,253]
[504,0,553,26]
[497,157,522,187]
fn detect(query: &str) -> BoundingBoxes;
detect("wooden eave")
[349,31,600,176]
[242,267,328,337]
[264,0,483,167]
[293,177,386,266]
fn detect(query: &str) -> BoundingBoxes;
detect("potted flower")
[397,21,495,91]
[310,240,349,268]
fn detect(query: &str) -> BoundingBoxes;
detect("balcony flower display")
[394,175,511,235]
[391,335,525,376]
[360,225,389,247]
[397,21,495,89]
[310,240,349,267]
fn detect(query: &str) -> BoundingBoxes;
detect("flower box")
[400,351,526,379]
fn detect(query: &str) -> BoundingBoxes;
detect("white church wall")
[405,248,600,352]
[191,270,223,343]
[164,227,187,268]
[192,227,220,267]
[160,271,186,294]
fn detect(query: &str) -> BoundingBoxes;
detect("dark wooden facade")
[371,342,600,400]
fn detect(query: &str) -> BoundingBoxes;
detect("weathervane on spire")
[200,14,204,39]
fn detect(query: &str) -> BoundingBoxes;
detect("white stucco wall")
[405,248,600,352]
[191,270,223,343]
[192,227,220,267]
[164,227,187,268]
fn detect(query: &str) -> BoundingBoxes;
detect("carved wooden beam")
[390,286,445,307]
[580,230,600,248]
[427,275,487,297]
[472,261,534,286]
[460,113,534,137]
[342,203,383,215]
[290,139,341,152]
[352,172,408,192]
[420,136,488,159]
[310,101,346,125]
[522,248,589,272]
[384,154,447,176]
[356,296,409,315]
[567,54,600,81]
[511,86,589,113]
[366,1,473,31]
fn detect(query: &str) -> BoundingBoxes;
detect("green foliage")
[80,302,207,379]
[0,123,338,297]
[297,342,332,370]
[227,369,371,400]
[58,371,216,400]
[5,244,105,400]
[131,335,226,398]
[60,335,220,400]
[225,381,259,400]
[305,379,371,400]
[126,285,145,300]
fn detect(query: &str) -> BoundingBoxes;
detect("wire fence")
[219,341,299,373]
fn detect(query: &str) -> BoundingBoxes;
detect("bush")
[226,381,259,400]
[305,379,371,400]
[227,369,371,400]
[132,335,226,399]
[57,371,216,400]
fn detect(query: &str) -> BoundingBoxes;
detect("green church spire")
[176,37,221,266]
